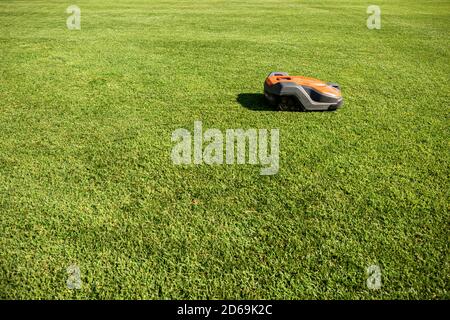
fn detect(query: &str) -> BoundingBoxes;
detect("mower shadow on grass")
[236,93,277,112]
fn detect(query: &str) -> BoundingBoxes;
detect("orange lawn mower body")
[264,72,343,111]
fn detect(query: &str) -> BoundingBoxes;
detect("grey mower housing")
[264,72,344,111]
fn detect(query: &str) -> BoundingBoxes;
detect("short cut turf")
[0,0,449,299]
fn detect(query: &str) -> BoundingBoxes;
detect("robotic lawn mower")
[264,72,344,111]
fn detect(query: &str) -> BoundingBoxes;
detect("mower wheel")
[278,96,304,112]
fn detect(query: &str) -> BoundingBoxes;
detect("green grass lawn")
[0,0,449,299]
